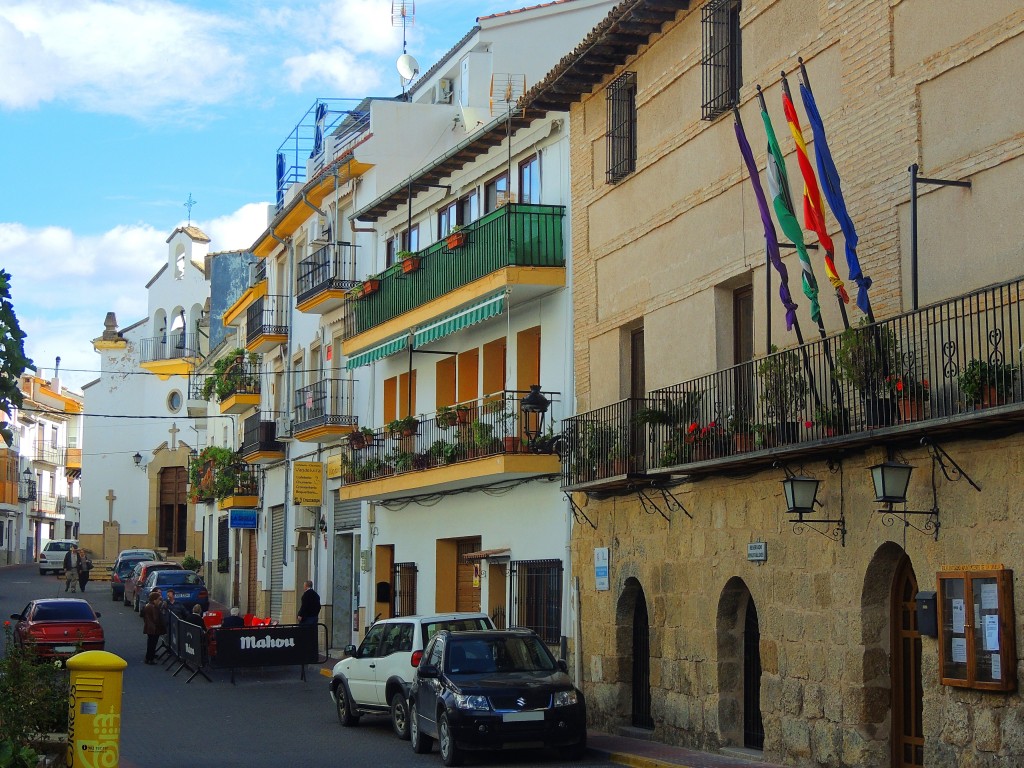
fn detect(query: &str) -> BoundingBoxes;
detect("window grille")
[606,72,637,184]
[701,0,742,120]
[217,515,229,573]
[509,559,563,645]
[393,562,418,617]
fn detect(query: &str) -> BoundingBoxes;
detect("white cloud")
[283,47,387,95]
[196,202,271,254]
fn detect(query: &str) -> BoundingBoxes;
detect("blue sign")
[229,509,258,529]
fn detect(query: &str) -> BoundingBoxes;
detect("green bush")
[0,625,69,751]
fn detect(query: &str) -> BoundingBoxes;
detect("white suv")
[38,539,78,575]
[329,612,494,739]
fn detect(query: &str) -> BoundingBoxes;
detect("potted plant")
[188,445,239,501]
[397,250,420,274]
[836,321,898,427]
[483,399,521,453]
[348,426,375,450]
[958,359,1019,408]
[886,372,930,421]
[386,415,420,438]
[390,450,414,473]
[435,405,459,429]
[446,225,467,249]
[455,402,473,424]
[812,404,850,437]
[428,439,461,465]
[361,276,381,298]
[726,409,758,452]
[757,346,809,444]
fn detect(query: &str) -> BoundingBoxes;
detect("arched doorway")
[717,577,762,750]
[616,577,652,729]
[891,554,923,767]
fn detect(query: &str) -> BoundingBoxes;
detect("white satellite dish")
[397,54,420,82]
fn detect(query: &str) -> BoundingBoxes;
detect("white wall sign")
[594,547,609,591]
[747,542,768,562]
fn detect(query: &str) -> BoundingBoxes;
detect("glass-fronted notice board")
[937,567,1015,691]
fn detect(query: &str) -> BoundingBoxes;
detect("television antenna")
[490,74,526,200]
[393,0,417,97]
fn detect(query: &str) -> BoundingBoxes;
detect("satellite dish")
[397,54,420,81]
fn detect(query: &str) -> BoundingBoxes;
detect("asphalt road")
[1,564,608,768]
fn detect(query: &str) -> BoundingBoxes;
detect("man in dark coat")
[297,581,321,625]
[142,590,166,664]
[62,548,80,592]
[221,607,245,629]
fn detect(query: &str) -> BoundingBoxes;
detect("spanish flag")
[781,82,849,304]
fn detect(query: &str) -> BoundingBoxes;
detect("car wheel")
[438,712,462,767]
[334,682,359,727]
[561,732,587,761]
[39,569,47,576]
[390,692,410,740]
[410,702,432,754]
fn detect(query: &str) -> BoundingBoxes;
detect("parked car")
[37,539,78,575]
[9,598,104,661]
[108,553,154,602]
[408,628,587,765]
[142,569,209,613]
[115,548,161,562]
[124,560,183,611]
[329,613,494,739]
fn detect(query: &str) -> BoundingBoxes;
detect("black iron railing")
[293,378,358,433]
[509,559,563,646]
[139,333,198,363]
[392,562,418,617]
[246,295,289,345]
[34,441,64,465]
[240,413,283,457]
[340,389,561,484]
[297,243,359,305]
[342,204,565,340]
[562,276,1024,488]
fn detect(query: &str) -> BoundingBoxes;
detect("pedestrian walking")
[77,548,93,592]
[62,547,80,592]
[297,580,321,625]
[142,590,165,664]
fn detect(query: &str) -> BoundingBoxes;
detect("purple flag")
[734,118,798,330]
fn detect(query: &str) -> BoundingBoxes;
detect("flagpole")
[797,57,876,324]
[780,70,851,331]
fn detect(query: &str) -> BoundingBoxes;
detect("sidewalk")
[314,654,782,768]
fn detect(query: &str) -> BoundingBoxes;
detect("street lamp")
[869,460,914,504]
[519,385,550,446]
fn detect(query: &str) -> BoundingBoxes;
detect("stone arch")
[716,576,761,749]
[614,576,653,728]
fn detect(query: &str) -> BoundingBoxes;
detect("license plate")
[52,645,77,654]
[502,711,544,722]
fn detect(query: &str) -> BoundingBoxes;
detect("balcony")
[33,441,63,467]
[240,413,285,464]
[34,492,60,518]
[338,390,561,502]
[218,464,263,510]
[187,373,210,417]
[561,277,1024,492]
[138,333,200,378]
[65,448,82,478]
[216,359,262,415]
[296,242,360,314]
[341,205,565,354]
[246,295,289,354]
[292,378,358,443]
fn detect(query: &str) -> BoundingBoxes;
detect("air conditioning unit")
[311,215,331,246]
[435,78,453,104]
[275,416,293,441]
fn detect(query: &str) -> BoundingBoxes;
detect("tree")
[0,270,32,447]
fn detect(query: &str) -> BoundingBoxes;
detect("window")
[437,201,457,241]
[386,237,397,267]
[701,0,742,121]
[392,563,418,617]
[484,173,509,213]
[606,71,637,184]
[519,155,540,204]
[509,559,563,645]
[459,191,479,225]
[387,228,419,268]
[217,515,229,573]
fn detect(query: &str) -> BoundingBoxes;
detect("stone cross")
[168,422,179,450]
[106,489,116,524]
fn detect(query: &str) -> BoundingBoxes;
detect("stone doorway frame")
[716,576,760,749]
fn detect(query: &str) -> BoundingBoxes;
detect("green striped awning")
[345,335,408,370]
[413,293,506,348]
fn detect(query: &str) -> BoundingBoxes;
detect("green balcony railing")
[342,204,565,340]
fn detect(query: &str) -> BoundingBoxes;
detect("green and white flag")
[761,105,821,324]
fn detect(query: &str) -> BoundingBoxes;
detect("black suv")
[408,629,586,765]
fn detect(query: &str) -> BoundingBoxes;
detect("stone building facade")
[524,0,1024,766]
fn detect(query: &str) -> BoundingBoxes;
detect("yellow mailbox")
[66,650,127,768]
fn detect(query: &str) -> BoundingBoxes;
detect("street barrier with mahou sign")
[213,623,321,683]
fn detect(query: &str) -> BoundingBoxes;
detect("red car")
[9,598,105,660]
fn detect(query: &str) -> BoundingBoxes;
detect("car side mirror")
[9,614,23,620]
[418,663,439,679]
[557,659,568,673]
[343,644,357,657]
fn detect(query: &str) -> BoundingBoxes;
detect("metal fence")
[508,559,562,646]
[297,243,359,304]
[246,295,289,345]
[392,562,418,617]
[139,333,197,362]
[293,378,358,434]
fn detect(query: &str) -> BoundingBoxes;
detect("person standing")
[297,580,321,625]
[142,590,165,664]
[77,548,93,592]
[163,589,189,621]
[62,547,80,593]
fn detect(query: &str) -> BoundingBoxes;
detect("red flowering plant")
[886,373,930,402]
[684,420,731,456]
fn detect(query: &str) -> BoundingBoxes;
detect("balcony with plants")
[187,446,263,509]
[340,205,565,351]
[296,242,360,314]
[292,377,359,443]
[338,389,562,502]
[196,349,262,414]
[561,276,1024,491]
[240,412,285,464]
[245,294,289,354]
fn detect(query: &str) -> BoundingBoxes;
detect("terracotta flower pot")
[447,231,466,249]
[401,257,420,274]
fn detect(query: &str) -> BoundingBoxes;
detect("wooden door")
[455,538,481,612]
[892,556,924,767]
[158,467,187,554]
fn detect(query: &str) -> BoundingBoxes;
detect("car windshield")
[422,617,491,644]
[447,636,556,674]
[116,559,147,577]
[31,602,96,621]
[154,571,201,586]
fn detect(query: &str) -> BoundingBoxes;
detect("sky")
[0,0,514,392]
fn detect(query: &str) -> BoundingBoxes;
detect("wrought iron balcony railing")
[293,378,358,434]
[241,413,284,457]
[139,333,198,362]
[36,492,59,515]
[34,441,64,465]
[342,204,565,340]
[297,242,359,305]
[341,389,561,484]
[246,295,289,345]
[561,276,1024,489]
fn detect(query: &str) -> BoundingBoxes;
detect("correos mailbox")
[66,650,128,768]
